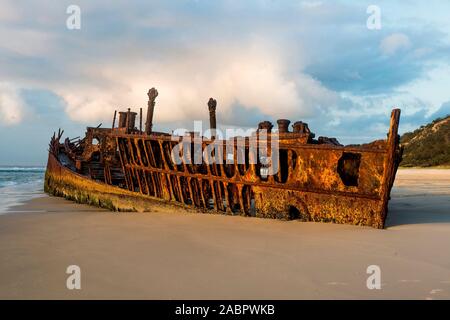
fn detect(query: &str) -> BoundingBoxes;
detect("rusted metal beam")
[145,88,158,135]
[112,110,117,129]
[139,108,142,134]
[208,98,217,139]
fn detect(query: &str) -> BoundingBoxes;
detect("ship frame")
[45,88,402,229]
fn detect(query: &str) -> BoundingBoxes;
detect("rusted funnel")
[277,119,291,133]
[258,121,273,133]
[293,121,310,134]
[118,111,128,128]
[126,108,137,134]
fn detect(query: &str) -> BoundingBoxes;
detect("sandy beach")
[0,168,449,299]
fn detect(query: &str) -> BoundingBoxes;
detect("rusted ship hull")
[45,152,172,212]
[45,89,402,229]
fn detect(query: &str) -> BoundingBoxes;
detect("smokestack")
[292,121,311,134]
[258,121,273,133]
[145,88,158,135]
[277,119,291,133]
[118,111,128,128]
[126,108,131,133]
[126,108,137,134]
[208,98,217,139]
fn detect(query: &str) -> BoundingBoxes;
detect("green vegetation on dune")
[400,115,450,167]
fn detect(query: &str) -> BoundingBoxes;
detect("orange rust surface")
[45,152,185,212]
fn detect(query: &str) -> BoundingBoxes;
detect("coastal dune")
[0,169,449,299]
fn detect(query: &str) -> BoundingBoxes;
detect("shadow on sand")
[386,194,450,227]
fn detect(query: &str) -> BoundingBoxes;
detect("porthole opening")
[337,152,361,187]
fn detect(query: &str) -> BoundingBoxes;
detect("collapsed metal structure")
[46,88,403,228]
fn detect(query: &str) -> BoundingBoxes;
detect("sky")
[0,0,449,165]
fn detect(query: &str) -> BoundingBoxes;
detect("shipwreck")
[45,88,403,228]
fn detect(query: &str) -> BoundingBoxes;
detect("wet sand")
[0,169,449,299]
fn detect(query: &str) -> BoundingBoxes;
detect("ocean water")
[0,167,46,213]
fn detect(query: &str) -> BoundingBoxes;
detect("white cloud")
[380,33,411,56]
[396,64,450,115]
[0,83,25,126]
[0,1,340,128]
[0,0,448,143]
[53,40,338,126]
[0,28,56,57]
[0,0,20,23]
[300,1,323,8]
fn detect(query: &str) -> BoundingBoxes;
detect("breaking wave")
[0,167,46,212]
[0,167,45,172]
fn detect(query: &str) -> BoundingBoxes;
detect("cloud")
[0,0,346,127]
[300,1,323,8]
[0,1,20,23]
[0,0,449,150]
[52,39,339,127]
[0,83,25,125]
[380,33,411,56]
[431,101,450,119]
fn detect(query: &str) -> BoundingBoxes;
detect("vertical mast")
[139,108,142,134]
[112,110,117,129]
[208,98,217,139]
[145,88,158,135]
